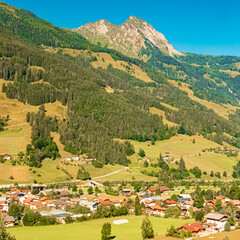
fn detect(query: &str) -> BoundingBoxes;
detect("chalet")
[3,154,11,160]
[179,222,205,234]
[31,184,46,192]
[81,156,96,163]
[165,199,177,206]
[69,198,81,204]
[84,180,103,188]
[112,200,122,207]
[141,199,155,207]
[146,205,166,216]
[230,200,240,209]
[4,216,15,227]
[181,200,193,209]
[181,208,190,216]
[0,200,8,212]
[162,155,170,161]
[23,197,35,205]
[71,155,79,161]
[121,189,132,197]
[79,200,99,211]
[29,201,43,210]
[59,191,69,197]
[178,194,192,204]
[145,186,169,195]
[159,186,169,193]
[100,199,113,206]
[205,200,216,208]
[205,212,228,231]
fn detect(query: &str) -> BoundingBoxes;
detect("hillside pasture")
[123,135,220,162]
[0,161,30,182]
[184,153,238,177]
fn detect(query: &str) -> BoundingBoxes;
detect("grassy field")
[8,215,194,240]
[0,161,30,183]
[125,135,220,162]
[184,153,238,177]
[30,159,69,183]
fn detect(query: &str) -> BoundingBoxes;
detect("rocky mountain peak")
[73,16,182,59]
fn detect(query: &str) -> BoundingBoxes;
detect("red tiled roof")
[159,186,169,192]
[165,199,177,205]
[101,200,113,206]
[147,205,166,211]
[179,222,205,233]
[29,201,43,208]
[23,198,34,204]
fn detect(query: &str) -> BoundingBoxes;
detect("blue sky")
[3,0,240,56]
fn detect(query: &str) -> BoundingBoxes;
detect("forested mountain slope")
[1,1,240,169]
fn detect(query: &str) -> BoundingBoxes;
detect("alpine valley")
[1,1,240,182]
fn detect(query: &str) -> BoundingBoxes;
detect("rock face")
[73,16,182,59]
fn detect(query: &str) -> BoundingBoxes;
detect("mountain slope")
[74,16,182,59]
[1,1,240,170]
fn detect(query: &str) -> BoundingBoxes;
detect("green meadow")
[8,216,194,240]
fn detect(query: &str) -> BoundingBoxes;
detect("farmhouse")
[145,186,169,195]
[181,200,193,209]
[179,221,205,234]
[2,154,11,160]
[146,205,166,216]
[31,184,46,192]
[205,212,228,231]
[165,199,177,206]
[178,194,192,204]
[121,189,132,197]
[4,215,15,227]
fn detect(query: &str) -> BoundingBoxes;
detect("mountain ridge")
[74,16,182,59]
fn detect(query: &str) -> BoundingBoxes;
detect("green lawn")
[30,159,69,183]
[8,216,194,240]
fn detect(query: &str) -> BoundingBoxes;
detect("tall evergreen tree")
[101,222,111,240]
[134,196,142,216]
[141,217,154,239]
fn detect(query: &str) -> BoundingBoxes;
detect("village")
[0,179,239,239]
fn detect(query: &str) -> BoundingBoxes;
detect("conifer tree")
[141,217,154,239]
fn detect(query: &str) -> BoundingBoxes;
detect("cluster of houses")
[1,182,240,238]
[137,188,240,235]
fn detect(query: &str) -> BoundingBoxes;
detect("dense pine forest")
[1,1,240,167]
